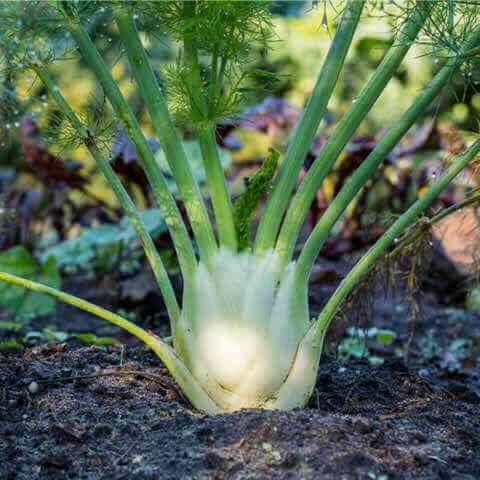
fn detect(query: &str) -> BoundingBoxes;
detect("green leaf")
[338,337,366,360]
[24,327,69,343]
[0,340,23,349]
[24,331,47,340]
[82,224,122,246]
[448,338,469,353]
[0,246,60,318]
[43,327,69,342]
[375,329,396,344]
[0,320,23,330]
[73,333,118,345]
[154,140,231,196]
[42,209,169,270]
[346,327,367,338]
[41,237,95,268]
[347,327,396,343]
[262,442,281,460]
[368,355,384,365]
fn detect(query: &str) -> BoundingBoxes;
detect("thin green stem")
[0,272,159,347]
[216,55,227,101]
[181,1,237,251]
[468,185,480,196]
[114,10,217,265]
[208,43,219,115]
[296,27,480,284]
[275,3,430,267]
[197,125,237,250]
[389,192,480,259]
[67,20,197,279]
[0,271,221,414]
[459,45,480,58]
[253,0,365,256]
[313,136,480,347]
[35,65,180,325]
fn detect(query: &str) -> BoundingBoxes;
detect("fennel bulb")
[177,249,318,412]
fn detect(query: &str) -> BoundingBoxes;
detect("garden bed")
[1,278,479,480]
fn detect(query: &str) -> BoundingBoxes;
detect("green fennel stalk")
[0,270,218,412]
[0,1,479,413]
[274,2,431,268]
[113,9,218,261]
[254,0,365,255]
[312,136,480,347]
[65,18,201,276]
[182,1,237,251]
[295,26,480,285]
[32,65,195,360]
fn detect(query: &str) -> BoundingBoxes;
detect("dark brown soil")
[1,271,479,480]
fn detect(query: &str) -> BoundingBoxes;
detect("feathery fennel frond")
[45,94,116,155]
[151,1,276,126]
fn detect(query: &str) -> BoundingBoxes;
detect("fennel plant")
[0,0,479,413]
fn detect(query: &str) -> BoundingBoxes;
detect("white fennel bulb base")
[173,249,321,413]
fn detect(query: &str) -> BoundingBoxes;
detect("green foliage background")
[2,3,479,201]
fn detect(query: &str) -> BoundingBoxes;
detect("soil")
[1,266,480,480]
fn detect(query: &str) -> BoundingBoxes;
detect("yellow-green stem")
[295,25,480,285]
[0,271,221,414]
[313,136,480,347]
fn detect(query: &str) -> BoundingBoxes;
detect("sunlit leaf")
[73,333,118,345]
[375,329,396,344]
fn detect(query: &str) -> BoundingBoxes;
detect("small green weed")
[73,333,118,346]
[368,473,389,480]
[0,326,118,351]
[0,320,23,330]
[262,442,281,461]
[422,329,442,360]
[338,327,396,364]
[0,340,23,349]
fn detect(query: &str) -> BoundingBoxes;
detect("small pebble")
[28,381,39,394]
